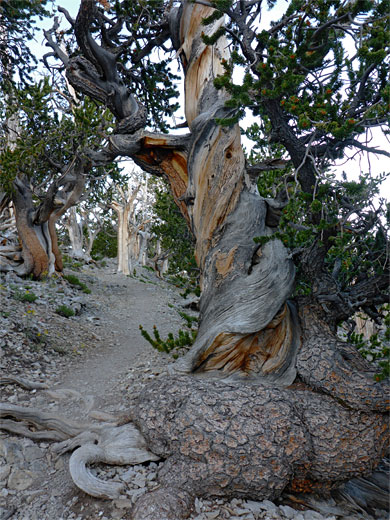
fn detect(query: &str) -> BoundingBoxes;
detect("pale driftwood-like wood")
[69,424,159,499]
[0,404,96,437]
[70,444,125,499]
[0,402,159,500]
[0,376,49,390]
[0,419,67,441]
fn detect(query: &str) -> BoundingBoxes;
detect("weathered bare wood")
[69,424,161,499]
[70,444,125,499]
[0,402,159,500]
[0,404,96,437]
[0,419,68,441]
[0,376,49,390]
[160,1,297,383]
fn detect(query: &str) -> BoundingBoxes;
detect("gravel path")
[0,261,387,520]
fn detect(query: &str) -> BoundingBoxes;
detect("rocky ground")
[0,260,388,520]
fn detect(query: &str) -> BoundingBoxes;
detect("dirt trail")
[56,266,183,413]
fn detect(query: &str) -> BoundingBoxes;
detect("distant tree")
[151,179,196,278]
[0,79,118,277]
[109,178,152,275]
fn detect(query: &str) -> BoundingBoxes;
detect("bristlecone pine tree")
[1,0,389,518]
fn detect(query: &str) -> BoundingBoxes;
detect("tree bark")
[0,158,87,278]
[164,2,297,384]
[130,373,388,519]
[12,177,52,278]
[110,182,152,275]
[110,183,141,275]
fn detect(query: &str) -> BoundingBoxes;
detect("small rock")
[303,510,326,520]
[280,504,299,519]
[113,498,133,509]
[7,468,35,491]
[146,471,157,481]
[132,474,146,489]
[127,487,147,504]
[54,457,65,471]
[0,464,11,481]
[235,507,255,516]
[259,500,280,514]
[120,468,136,482]
[244,500,264,514]
[195,497,203,513]
[24,446,44,462]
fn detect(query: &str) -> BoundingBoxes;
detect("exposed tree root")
[0,401,159,499]
[0,376,49,390]
[0,368,388,520]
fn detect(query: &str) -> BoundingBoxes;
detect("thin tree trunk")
[111,200,131,275]
[66,206,85,259]
[48,214,63,272]
[110,183,145,275]
[137,231,149,266]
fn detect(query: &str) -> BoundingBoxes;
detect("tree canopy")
[0,0,50,85]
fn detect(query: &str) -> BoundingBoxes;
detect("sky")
[31,0,389,200]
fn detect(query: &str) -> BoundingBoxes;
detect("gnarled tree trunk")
[0,159,87,278]
[161,2,297,383]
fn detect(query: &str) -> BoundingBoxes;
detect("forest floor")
[0,260,387,520]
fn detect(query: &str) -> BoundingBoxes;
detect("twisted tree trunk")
[12,177,53,278]
[0,160,87,278]
[162,2,298,383]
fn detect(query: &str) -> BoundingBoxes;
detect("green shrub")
[177,311,198,328]
[63,274,91,294]
[62,255,83,270]
[350,311,390,382]
[91,224,117,260]
[139,325,196,354]
[56,305,75,318]
[14,290,38,303]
